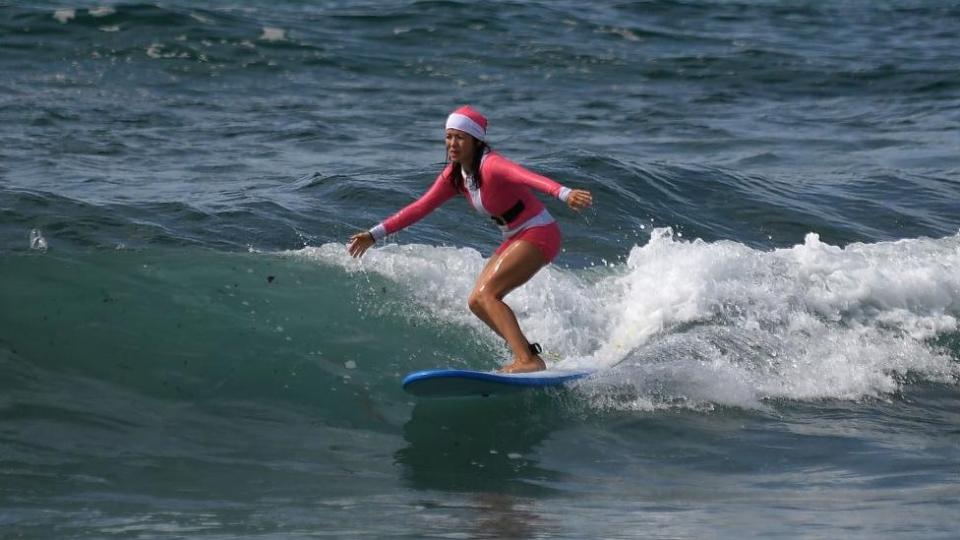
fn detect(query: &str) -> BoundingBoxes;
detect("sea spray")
[295,229,960,409]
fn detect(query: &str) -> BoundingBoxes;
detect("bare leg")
[468,240,547,373]
[470,255,508,341]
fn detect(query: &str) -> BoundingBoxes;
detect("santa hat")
[445,105,487,141]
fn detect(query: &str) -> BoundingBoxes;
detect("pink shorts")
[494,222,562,263]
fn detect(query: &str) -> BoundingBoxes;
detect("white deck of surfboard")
[402,368,594,397]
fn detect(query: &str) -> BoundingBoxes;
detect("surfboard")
[402,368,594,398]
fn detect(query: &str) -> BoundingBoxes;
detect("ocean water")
[2,1,959,538]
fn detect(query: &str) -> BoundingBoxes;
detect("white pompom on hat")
[445,105,487,141]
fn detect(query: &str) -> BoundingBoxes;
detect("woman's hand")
[348,231,375,258]
[566,189,593,211]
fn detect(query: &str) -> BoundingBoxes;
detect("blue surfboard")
[402,368,594,397]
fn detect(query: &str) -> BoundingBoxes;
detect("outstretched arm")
[492,155,593,210]
[347,170,457,258]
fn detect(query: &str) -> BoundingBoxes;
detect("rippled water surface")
[2,1,959,538]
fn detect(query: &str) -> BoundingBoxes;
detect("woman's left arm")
[496,156,593,210]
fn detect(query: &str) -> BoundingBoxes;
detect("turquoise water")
[2,1,959,538]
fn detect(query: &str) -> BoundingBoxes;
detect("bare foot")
[499,355,546,373]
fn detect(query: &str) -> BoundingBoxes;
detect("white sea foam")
[146,43,190,60]
[259,27,286,42]
[29,229,48,251]
[291,229,960,408]
[53,9,75,24]
[89,7,115,17]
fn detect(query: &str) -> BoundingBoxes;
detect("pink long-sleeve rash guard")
[369,151,571,242]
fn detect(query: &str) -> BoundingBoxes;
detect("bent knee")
[468,290,495,314]
[467,291,482,314]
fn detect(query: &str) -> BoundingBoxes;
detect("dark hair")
[447,138,488,193]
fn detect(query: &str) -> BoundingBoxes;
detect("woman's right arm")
[348,170,456,258]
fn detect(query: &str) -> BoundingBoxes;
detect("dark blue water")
[2,1,959,538]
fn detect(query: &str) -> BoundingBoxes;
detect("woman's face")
[445,128,478,165]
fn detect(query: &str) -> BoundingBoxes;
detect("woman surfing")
[348,106,592,373]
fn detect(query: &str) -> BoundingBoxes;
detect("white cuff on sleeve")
[558,187,572,203]
[369,223,387,242]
